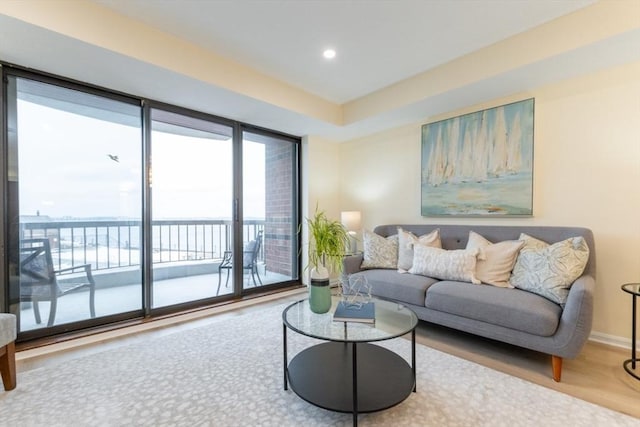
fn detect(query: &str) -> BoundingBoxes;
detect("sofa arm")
[554,274,595,358]
[341,254,364,294]
[342,254,364,274]
[340,254,364,283]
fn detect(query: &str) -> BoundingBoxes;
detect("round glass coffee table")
[282,295,418,426]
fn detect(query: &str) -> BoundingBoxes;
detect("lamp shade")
[341,211,362,231]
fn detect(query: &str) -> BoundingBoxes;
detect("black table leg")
[412,328,416,392]
[352,342,358,426]
[622,284,640,380]
[283,323,288,390]
[632,295,637,370]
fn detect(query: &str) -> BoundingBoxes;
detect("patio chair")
[20,238,96,327]
[217,230,263,295]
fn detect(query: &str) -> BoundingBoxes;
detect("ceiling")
[95,0,596,104]
[0,0,638,141]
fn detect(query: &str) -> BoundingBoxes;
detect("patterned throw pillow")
[409,244,480,284]
[397,228,442,272]
[465,231,524,288]
[361,230,399,269]
[510,233,590,305]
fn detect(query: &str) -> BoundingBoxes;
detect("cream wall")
[301,136,342,284]
[337,61,640,344]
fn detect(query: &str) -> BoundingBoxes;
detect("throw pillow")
[510,233,590,305]
[465,231,524,288]
[409,244,480,284]
[397,228,442,272]
[361,230,399,269]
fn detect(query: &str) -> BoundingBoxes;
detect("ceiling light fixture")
[323,49,336,59]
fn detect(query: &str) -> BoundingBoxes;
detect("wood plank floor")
[14,289,640,420]
[414,321,640,419]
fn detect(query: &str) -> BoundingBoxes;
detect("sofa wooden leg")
[551,355,562,382]
[0,342,16,391]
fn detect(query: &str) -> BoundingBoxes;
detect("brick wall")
[264,141,295,277]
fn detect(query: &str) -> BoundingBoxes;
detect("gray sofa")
[342,224,595,382]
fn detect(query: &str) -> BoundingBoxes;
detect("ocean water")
[421,172,532,216]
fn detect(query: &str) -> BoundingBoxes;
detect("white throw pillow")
[466,231,524,288]
[397,228,441,272]
[409,244,480,284]
[510,233,590,305]
[361,230,399,269]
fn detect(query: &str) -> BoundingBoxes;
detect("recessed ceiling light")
[323,49,336,59]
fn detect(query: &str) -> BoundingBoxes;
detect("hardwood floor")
[413,322,640,419]
[14,289,640,420]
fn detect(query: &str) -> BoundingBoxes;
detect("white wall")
[337,61,640,343]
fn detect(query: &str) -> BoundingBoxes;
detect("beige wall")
[336,61,640,344]
[301,136,342,284]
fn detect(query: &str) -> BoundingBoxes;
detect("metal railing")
[21,219,264,272]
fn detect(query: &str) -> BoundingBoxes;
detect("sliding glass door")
[2,65,300,342]
[6,74,143,335]
[242,129,298,291]
[150,108,234,308]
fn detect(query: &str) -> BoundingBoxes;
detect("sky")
[17,100,265,220]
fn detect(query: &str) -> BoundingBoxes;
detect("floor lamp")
[341,211,361,255]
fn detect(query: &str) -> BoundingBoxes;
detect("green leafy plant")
[305,208,350,275]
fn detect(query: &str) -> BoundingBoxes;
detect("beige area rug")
[0,304,638,427]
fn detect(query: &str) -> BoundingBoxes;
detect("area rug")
[0,304,638,427]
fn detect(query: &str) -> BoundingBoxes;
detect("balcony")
[16,218,294,332]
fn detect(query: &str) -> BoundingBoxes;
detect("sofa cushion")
[466,231,524,288]
[425,281,562,336]
[409,245,480,284]
[510,234,590,305]
[397,227,441,272]
[354,269,438,307]
[361,230,398,269]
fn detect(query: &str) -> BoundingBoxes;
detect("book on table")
[333,301,375,323]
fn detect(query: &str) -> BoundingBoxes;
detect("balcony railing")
[20,219,265,272]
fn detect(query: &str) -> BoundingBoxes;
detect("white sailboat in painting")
[422,98,533,216]
[470,110,490,183]
[458,120,474,182]
[443,118,460,183]
[506,111,523,174]
[489,107,508,178]
[426,126,446,186]
[425,105,528,187]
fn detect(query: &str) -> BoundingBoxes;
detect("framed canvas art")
[421,98,534,216]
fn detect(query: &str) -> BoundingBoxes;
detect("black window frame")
[1,62,302,342]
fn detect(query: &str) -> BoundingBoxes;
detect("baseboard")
[589,331,635,350]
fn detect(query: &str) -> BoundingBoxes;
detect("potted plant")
[305,208,350,313]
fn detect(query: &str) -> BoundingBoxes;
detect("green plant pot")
[309,266,331,314]
[309,280,331,314]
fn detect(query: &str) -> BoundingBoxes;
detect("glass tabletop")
[622,283,640,296]
[282,295,418,343]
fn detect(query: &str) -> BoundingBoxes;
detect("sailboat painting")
[421,98,534,216]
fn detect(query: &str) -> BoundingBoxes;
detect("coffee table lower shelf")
[286,341,415,416]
